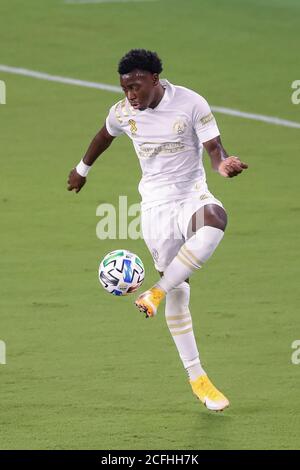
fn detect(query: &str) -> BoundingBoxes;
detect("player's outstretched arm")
[204,136,248,178]
[67,124,115,193]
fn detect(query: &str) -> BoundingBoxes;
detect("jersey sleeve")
[192,95,220,144]
[105,102,124,137]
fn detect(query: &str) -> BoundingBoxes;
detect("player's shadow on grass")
[187,409,234,450]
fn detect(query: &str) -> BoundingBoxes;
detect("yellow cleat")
[190,375,229,412]
[135,286,165,318]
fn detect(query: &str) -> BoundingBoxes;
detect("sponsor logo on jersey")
[138,142,185,159]
[200,113,214,125]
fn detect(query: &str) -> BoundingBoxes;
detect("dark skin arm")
[67,124,115,193]
[203,135,248,177]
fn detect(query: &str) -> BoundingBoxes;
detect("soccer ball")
[98,249,145,296]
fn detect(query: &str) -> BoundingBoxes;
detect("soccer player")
[68,49,248,412]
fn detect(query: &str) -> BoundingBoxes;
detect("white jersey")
[105,79,220,209]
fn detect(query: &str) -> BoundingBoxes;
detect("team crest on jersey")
[128,119,137,135]
[173,119,187,135]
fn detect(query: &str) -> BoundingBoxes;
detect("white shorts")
[141,191,224,272]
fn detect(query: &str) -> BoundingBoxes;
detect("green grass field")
[1,0,300,450]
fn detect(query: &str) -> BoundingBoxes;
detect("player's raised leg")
[158,204,227,293]
[135,204,226,316]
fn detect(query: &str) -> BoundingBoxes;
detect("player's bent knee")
[204,204,227,232]
[188,204,227,236]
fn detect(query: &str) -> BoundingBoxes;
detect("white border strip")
[0,64,299,129]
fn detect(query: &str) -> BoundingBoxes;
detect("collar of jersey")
[150,79,174,112]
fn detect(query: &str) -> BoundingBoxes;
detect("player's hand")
[67,168,86,193]
[218,156,248,178]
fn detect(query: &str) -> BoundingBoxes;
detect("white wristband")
[76,159,91,177]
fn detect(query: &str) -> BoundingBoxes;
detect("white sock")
[165,281,206,381]
[157,226,224,293]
